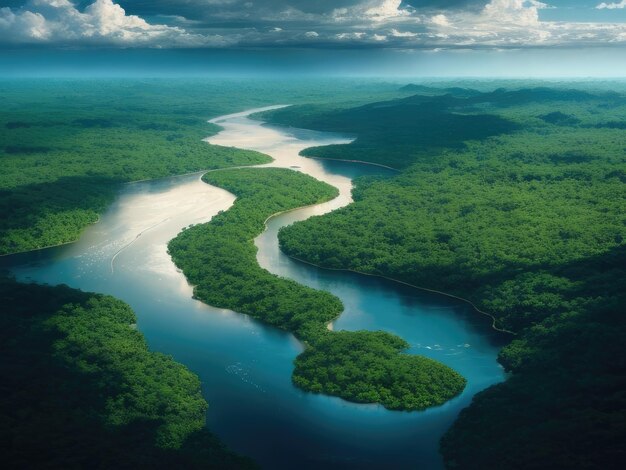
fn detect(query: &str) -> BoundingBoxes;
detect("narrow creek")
[3,107,506,469]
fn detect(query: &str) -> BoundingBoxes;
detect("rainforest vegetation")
[0,79,406,256]
[263,86,624,170]
[268,85,626,468]
[167,167,466,410]
[0,82,270,255]
[4,78,625,468]
[0,276,252,469]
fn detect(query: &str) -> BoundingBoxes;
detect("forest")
[263,85,625,170]
[0,79,405,256]
[0,78,451,468]
[268,85,626,468]
[167,167,466,410]
[0,276,252,469]
[3,78,624,468]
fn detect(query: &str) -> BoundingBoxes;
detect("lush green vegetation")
[264,86,624,170]
[0,81,276,255]
[6,78,624,466]
[294,330,466,410]
[0,78,408,255]
[0,276,252,468]
[169,168,342,340]
[168,167,466,410]
[441,246,626,469]
[269,85,626,468]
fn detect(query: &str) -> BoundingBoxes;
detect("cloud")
[482,0,545,26]
[389,28,418,37]
[1,0,626,49]
[421,0,626,48]
[430,14,450,27]
[596,1,626,8]
[0,0,229,46]
[364,0,409,20]
[336,31,367,40]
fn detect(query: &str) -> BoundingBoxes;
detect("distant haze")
[1,47,626,78]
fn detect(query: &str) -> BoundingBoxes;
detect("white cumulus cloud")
[389,28,417,37]
[1,0,626,49]
[365,0,408,20]
[421,0,626,48]
[482,0,545,27]
[597,1,626,8]
[0,0,228,47]
[331,0,410,22]
[430,14,450,27]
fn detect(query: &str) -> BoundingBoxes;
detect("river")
[3,106,506,469]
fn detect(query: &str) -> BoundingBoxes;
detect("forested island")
[168,168,466,410]
[265,85,626,468]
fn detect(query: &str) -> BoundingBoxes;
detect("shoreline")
[303,154,400,172]
[0,214,102,259]
[1,166,271,259]
[256,192,345,335]
[4,103,512,341]
[282,253,516,336]
[0,104,279,259]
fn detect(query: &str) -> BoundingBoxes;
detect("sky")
[1,1,625,77]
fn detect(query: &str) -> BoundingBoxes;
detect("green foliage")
[0,78,412,255]
[0,277,253,469]
[279,134,626,331]
[264,86,626,170]
[46,298,206,448]
[263,95,518,169]
[169,168,342,340]
[441,247,626,470]
[276,87,626,327]
[0,177,116,254]
[294,330,466,411]
[272,86,626,468]
[168,167,466,410]
[0,81,281,255]
[538,111,580,125]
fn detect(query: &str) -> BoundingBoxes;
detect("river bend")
[3,107,506,469]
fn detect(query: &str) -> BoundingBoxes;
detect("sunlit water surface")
[3,106,506,469]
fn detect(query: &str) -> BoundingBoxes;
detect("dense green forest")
[441,246,626,469]
[4,78,625,467]
[0,276,252,469]
[263,85,625,170]
[268,85,626,468]
[0,79,406,255]
[168,167,466,410]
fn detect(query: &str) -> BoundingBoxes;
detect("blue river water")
[2,107,506,469]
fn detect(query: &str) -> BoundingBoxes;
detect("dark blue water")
[2,109,507,469]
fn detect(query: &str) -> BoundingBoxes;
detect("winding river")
[3,107,506,469]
